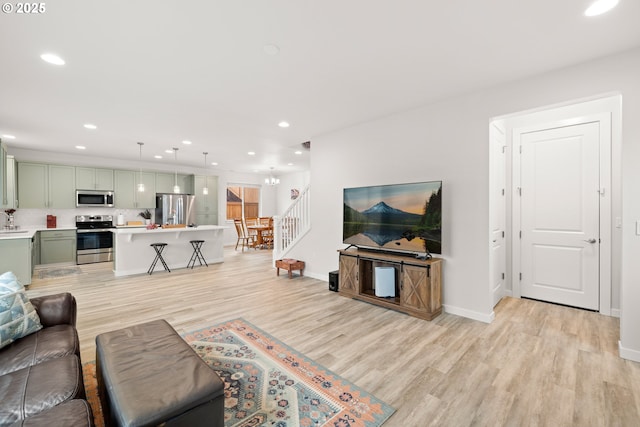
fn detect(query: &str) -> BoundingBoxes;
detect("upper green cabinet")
[76,167,114,191]
[14,160,202,210]
[114,170,156,208]
[1,142,17,208]
[17,163,76,208]
[155,173,194,194]
[0,142,7,206]
[194,175,218,225]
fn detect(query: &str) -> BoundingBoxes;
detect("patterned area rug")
[37,266,83,279]
[83,318,395,427]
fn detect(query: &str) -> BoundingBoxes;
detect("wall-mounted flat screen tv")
[343,181,442,255]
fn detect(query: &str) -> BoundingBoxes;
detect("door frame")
[489,121,507,307]
[490,94,621,316]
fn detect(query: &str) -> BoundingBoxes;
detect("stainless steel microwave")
[76,190,114,207]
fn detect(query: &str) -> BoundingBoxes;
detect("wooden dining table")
[246,224,273,248]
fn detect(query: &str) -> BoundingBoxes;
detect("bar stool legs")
[148,243,170,274]
[187,240,208,269]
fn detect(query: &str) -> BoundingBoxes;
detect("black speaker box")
[328,270,339,292]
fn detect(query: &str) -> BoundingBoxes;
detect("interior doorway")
[489,95,621,315]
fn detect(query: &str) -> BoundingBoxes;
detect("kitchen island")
[112,225,226,276]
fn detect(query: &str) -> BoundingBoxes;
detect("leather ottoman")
[95,319,224,427]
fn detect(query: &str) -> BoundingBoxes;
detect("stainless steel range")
[76,215,115,264]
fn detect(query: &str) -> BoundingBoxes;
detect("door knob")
[583,238,597,244]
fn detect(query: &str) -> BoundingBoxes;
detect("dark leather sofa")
[0,292,94,427]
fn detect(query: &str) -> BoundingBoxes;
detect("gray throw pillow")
[0,271,43,349]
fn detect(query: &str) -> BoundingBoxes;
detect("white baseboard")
[303,271,326,281]
[443,304,495,323]
[619,341,640,362]
[610,308,621,318]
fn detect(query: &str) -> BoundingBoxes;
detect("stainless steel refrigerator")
[155,193,196,225]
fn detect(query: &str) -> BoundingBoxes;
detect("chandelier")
[265,167,280,186]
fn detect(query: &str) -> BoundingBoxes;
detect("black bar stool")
[187,240,208,269]
[148,243,170,274]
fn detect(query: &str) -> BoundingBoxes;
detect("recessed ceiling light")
[278,121,290,128]
[211,162,218,166]
[248,151,256,156]
[165,149,173,154]
[585,0,619,16]
[40,53,65,65]
[294,150,302,155]
[75,145,86,150]
[1,134,16,140]
[154,155,163,159]
[263,44,280,55]
[287,163,293,166]
[83,124,97,130]
[182,140,192,145]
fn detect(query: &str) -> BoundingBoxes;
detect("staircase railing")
[273,185,310,261]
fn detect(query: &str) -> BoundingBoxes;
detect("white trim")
[443,304,495,323]
[611,308,621,318]
[491,91,621,122]
[304,271,327,281]
[489,122,507,308]
[495,94,620,316]
[619,341,640,362]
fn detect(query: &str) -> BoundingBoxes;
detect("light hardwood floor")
[27,247,640,426]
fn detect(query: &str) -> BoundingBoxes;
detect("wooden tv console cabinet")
[338,248,442,320]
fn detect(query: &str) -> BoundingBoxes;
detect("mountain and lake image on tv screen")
[343,181,442,254]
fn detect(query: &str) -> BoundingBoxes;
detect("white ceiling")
[1,1,639,176]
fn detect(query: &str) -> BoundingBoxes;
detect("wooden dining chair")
[243,217,259,245]
[234,219,254,251]
[259,217,274,249]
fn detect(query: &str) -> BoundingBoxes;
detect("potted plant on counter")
[138,209,152,225]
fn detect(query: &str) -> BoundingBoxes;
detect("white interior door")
[490,123,506,307]
[519,122,600,310]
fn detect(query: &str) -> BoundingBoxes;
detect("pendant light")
[137,142,145,192]
[265,167,280,186]
[202,152,209,195]
[172,147,180,193]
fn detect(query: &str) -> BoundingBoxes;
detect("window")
[226,185,261,220]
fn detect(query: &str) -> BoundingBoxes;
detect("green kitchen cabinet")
[136,172,156,208]
[48,165,76,208]
[114,170,155,208]
[76,167,114,190]
[0,141,5,206]
[0,238,32,285]
[114,170,135,208]
[32,232,40,269]
[17,163,75,208]
[1,143,17,209]
[17,162,47,208]
[39,229,76,265]
[156,173,194,194]
[194,175,218,225]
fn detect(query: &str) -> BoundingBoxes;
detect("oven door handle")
[76,229,114,233]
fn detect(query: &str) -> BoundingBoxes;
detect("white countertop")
[0,225,227,240]
[113,225,226,235]
[0,226,77,240]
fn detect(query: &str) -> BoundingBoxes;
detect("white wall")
[286,48,640,332]
[275,171,310,214]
